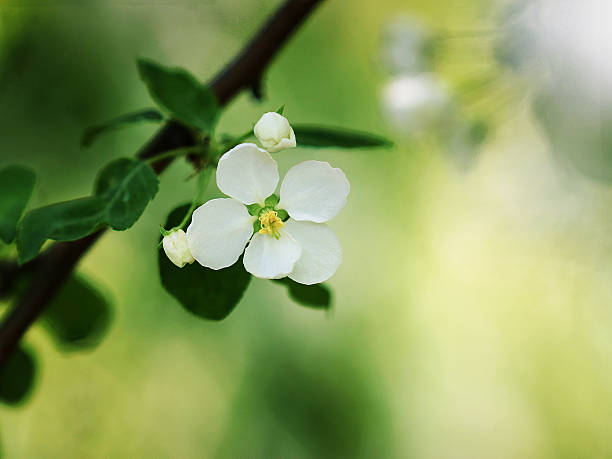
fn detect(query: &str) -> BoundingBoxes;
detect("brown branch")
[0,0,324,368]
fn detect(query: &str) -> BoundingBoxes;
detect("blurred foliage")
[217,344,392,459]
[293,125,393,149]
[0,166,36,244]
[0,0,610,458]
[0,346,36,406]
[81,109,164,148]
[41,275,113,352]
[275,278,331,310]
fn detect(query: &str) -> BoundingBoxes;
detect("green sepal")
[160,226,173,237]
[264,194,279,208]
[276,209,289,221]
[246,203,262,216]
[252,219,262,233]
[275,105,285,115]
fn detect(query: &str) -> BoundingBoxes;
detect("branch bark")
[0,0,324,368]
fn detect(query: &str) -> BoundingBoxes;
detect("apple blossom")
[382,74,448,134]
[162,229,195,268]
[253,112,296,153]
[186,143,349,284]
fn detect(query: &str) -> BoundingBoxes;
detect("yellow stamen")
[258,210,284,239]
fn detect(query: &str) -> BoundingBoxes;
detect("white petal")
[284,220,342,285]
[279,160,350,223]
[216,143,279,205]
[243,230,302,279]
[186,198,254,270]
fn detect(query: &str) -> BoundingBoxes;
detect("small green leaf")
[41,275,113,352]
[18,158,158,264]
[0,346,36,405]
[275,278,332,310]
[264,194,279,208]
[276,105,285,115]
[293,125,393,149]
[0,166,36,244]
[81,108,164,147]
[159,205,251,320]
[137,59,218,133]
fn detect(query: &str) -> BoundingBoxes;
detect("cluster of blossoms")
[162,112,350,285]
[380,17,448,134]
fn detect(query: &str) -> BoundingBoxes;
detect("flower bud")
[254,112,296,153]
[162,229,195,268]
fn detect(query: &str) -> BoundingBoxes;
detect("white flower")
[162,229,195,268]
[253,112,296,153]
[186,143,349,284]
[381,74,448,134]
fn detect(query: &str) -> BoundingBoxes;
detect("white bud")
[253,112,296,153]
[162,229,195,268]
[381,74,448,134]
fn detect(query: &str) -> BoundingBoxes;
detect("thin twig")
[0,0,324,368]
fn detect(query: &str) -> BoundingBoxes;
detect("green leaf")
[18,158,158,264]
[293,125,393,149]
[81,108,164,147]
[41,275,113,352]
[276,105,285,115]
[158,205,251,320]
[0,346,36,405]
[275,278,332,310]
[137,59,218,133]
[0,166,36,244]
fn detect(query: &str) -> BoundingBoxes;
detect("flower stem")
[145,146,204,164]
[234,129,254,143]
[176,165,213,230]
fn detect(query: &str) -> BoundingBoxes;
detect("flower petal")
[216,143,279,205]
[186,198,253,270]
[284,219,342,285]
[278,160,350,223]
[243,230,302,279]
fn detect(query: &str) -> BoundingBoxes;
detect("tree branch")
[0,0,324,368]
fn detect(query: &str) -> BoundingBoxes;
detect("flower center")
[258,210,284,239]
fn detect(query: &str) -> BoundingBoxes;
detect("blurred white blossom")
[381,17,433,74]
[381,74,448,134]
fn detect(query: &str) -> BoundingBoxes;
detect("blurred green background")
[1,0,611,457]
